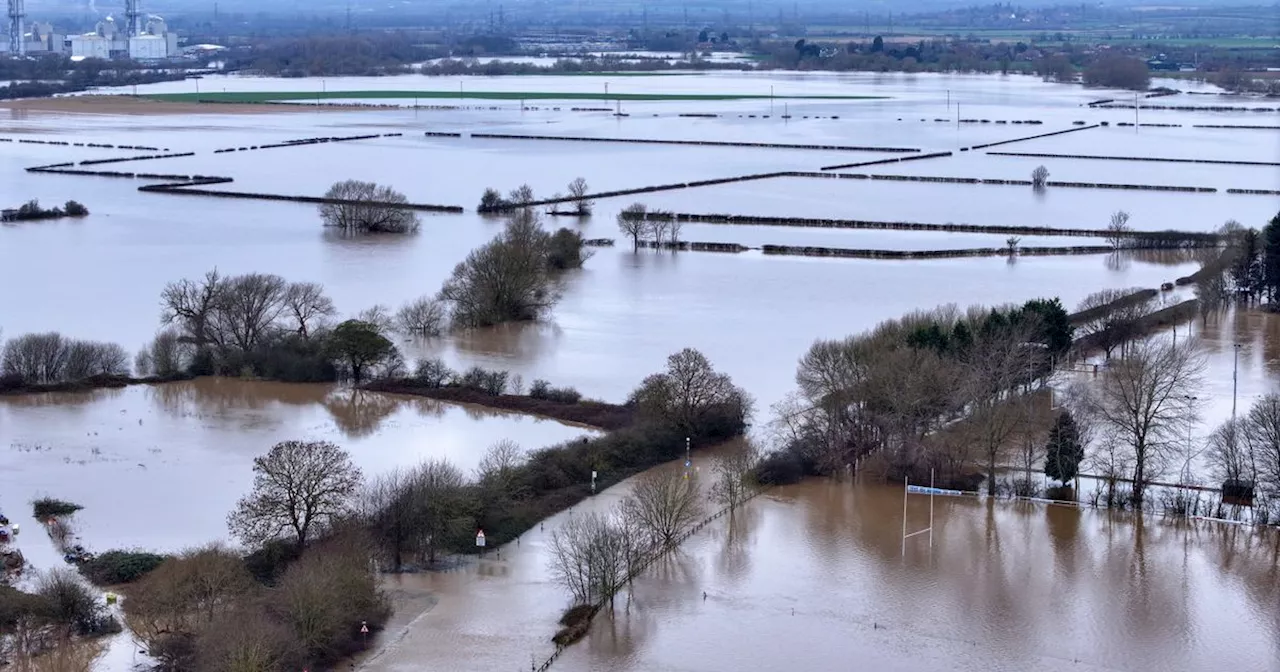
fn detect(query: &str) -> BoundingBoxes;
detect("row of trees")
[1206,394,1280,506]
[616,203,683,249]
[764,299,1072,494]
[478,178,593,216]
[0,332,128,386]
[1225,213,1280,303]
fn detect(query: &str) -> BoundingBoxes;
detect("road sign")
[360,622,369,634]
[475,530,486,548]
[906,485,966,497]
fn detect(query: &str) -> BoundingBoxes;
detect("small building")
[128,34,167,60]
[1222,479,1255,507]
[69,34,111,60]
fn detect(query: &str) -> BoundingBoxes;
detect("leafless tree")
[621,470,704,548]
[647,218,671,247]
[354,304,397,335]
[1207,418,1255,486]
[211,273,288,352]
[508,183,535,207]
[1106,210,1132,250]
[1080,338,1205,506]
[475,439,526,498]
[617,203,648,250]
[961,321,1041,496]
[629,348,751,435]
[360,467,417,572]
[61,341,129,380]
[567,177,593,215]
[227,440,363,552]
[438,211,559,328]
[548,511,632,607]
[709,442,759,508]
[1074,288,1154,359]
[135,329,191,377]
[395,295,446,337]
[160,269,223,350]
[1031,165,1050,189]
[409,458,468,565]
[668,218,684,246]
[1243,393,1280,495]
[0,332,69,384]
[282,282,335,340]
[318,179,420,234]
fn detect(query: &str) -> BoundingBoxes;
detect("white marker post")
[360,620,368,648]
[476,529,486,558]
[591,470,598,494]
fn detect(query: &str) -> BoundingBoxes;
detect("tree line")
[51,347,750,670]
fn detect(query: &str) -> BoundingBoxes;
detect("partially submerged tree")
[567,177,593,216]
[621,470,704,548]
[629,348,751,437]
[1106,210,1132,250]
[548,511,632,607]
[394,295,446,337]
[438,210,561,328]
[1031,165,1049,189]
[282,282,335,340]
[617,203,648,250]
[1080,338,1205,506]
[318,180,420,234]
[227,440,363,552]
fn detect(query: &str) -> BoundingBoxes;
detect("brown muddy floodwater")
[359,463,1279,672]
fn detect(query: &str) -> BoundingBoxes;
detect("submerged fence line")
[964,124,1100,151]
[1194,124,1280,130]
[1093,103,1278,113]
[211,132,400,154]
[465,131,920,153]
[587,238,1212,260]
[481,171,793,212]
[627,211,1219,243]
[986,151,1280,167]
[800,172,1218,193]
[820,151,953,171]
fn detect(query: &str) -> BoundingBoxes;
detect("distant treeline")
[0,56,191,100]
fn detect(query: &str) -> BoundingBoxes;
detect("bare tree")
[282,282,335,340]
[395,295,446,337]
[475,439,526,498]
[135,329,191,377]
[0,332,69,384]
[360,468,416,572]
[508,184,535,207]
[227,440,363,552]
[628,348,750,436]
[647,218,671,247]
[211,273,288,352]
[709,442,759,508]
[1074,288,1154,359]
[354,304,396,335]
[318,180,420,234]
[160,269,223,350]
[1106,210,1132,250]
[1081,338,1205,506]
[567,177,593,215]
[617,203,648,250]
[62,341,129,380]
[1031,165,1050,189]
[410,458,468,565]
[548,511,632,607]
[621,470,704,547]
[668,217,684,246]
[1207,418,1255,485]
[1243,393,1280,495]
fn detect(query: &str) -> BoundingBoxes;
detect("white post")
[1233,344,1240,420]
[901,476,909,558]
[928,469,935,552]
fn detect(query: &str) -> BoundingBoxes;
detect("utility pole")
[1233,343,1242,419]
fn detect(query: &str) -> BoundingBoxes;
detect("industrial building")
[4,0,178,60]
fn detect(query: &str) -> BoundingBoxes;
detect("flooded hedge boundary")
[78,152,196,166]
[0,372,194,396]
[1093,103,1278,113]
[361,380,634,430]
[137,181,465,212]
[1067,288,1159,326]
[211,133,398,154]
[986,151,1280,167]
[466,132,920,153]
[481,171,792,212]
[628,211,1219,243]
[1227,188,1280,196]
[799,171,1217,193]
[964,124,1099,151]
[761,244,1124,259]
[1,137,163,151]
[1194,124,1280,130]
[820,151,953,171]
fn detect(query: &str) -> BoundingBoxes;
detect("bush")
[63,200,89,216]
[0,584,53,630]
[37,568,117,636]
[32,497,83,518]
[242,539,303,586]
[413,357,455,388]
[547,227,588,270]
[752,450,810,486]
[528,379,582,403]
[478,187,506,211]
[79,549,168,585]
[459,366,508,395]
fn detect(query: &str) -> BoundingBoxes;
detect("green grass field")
[143,90,887,104]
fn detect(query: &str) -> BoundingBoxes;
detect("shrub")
[37,568,117,636]
[547,227,588,270]
[478,187,506,211]
[242,539,303,586]
[63,200,89,216]
[32,497,83,518]
[79,550,168,585]
[0,584,53,630]
[752,450,809,486]
[413,357,455,388]
[528,379,582,403]
[459,366,508,395]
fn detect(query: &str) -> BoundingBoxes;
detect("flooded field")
[1,69,1277,671]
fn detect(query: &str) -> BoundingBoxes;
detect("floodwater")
[0,378,595,571]
[359,470,1280,672]
[1,70,1277,671]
